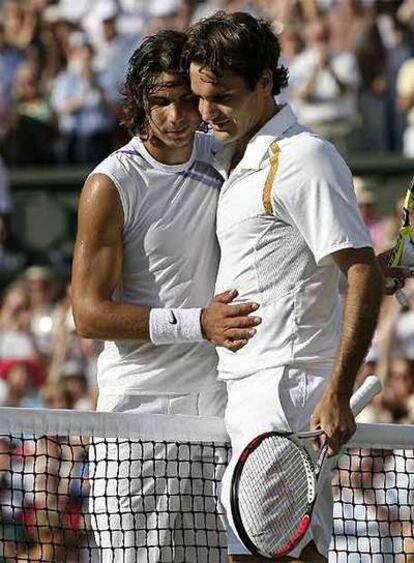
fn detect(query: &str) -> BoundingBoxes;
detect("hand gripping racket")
[230,374,382,559]
[387,176,414,307]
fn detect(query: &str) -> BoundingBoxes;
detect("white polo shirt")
[214,104,373,380]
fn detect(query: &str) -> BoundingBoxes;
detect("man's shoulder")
[277,126,351,185]
[89,138,147,186]
[280,124,339,162]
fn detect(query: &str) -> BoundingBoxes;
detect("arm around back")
[71,174,261,348]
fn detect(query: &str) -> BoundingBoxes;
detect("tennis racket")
[230,374,382,559]
[387,176,414,307]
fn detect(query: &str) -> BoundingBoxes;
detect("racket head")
[230,431,317,559]
[388,177,414,270]
[401,176,414,227]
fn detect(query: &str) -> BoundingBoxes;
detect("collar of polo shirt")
[238,104,298,171]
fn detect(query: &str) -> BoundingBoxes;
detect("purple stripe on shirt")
[116,150,222,189]
[116,149,143,157]
[177,169,222,189]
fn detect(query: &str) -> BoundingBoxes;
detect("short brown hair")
[182,11,289,96]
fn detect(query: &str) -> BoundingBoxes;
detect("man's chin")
[164,134,194,148]
[210,129,234,143]
[171,138,193,148]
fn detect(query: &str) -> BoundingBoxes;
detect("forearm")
[327,262,383,399]
[73,298,151,341]
[73,297,204,344]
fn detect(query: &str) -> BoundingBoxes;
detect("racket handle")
[349,374,383,416]
[395,289,409,308]
[299,375,382,439]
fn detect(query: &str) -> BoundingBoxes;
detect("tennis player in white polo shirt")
[71,30,261,563]
[184,12,384,562]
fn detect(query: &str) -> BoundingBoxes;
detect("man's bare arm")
[310,247,384,455]
[71,174,260,348]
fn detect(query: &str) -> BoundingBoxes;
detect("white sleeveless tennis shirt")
[90,133,224,395]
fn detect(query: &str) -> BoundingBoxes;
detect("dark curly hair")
[181,11,289,96]
[121,30,189,136]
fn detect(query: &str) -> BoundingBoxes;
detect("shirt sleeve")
[271,137,373,265]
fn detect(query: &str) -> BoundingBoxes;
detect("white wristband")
[149,308,204,345]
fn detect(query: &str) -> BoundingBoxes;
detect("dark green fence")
[8,155,414,255]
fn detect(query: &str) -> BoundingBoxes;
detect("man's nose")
[199,98,217,122]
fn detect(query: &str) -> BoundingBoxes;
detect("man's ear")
[260,69,273,96]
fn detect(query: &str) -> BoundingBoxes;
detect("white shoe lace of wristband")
[149,308,204,345]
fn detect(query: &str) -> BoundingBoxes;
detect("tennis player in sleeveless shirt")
[71,30,261,563]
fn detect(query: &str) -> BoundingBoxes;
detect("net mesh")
[332,447,414,563]
[0,409,229,563]
[0,408,412,562]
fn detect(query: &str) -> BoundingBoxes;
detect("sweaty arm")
[310,247,384,455]
[71,174,260,349]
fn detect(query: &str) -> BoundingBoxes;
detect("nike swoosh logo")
[169,311,178,325]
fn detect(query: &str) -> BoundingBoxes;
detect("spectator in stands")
[394,285,414,360]
[277,22,305,105]
[353,176,391,253]
[289,17,360,154]
[0,280,38,361]
[4,360,43,407]
[92,6,137,148]
[397,55,414,158]
[50,31,116,165]
[0,214,28,286]
[1,0,36,53]
[0,16,23,139]
[24,266,58,358]
[381,356,414,423]
[4,61,55,166]
[93,8,138,108]
[397,0,414,32]
[328,0,388,151]
[41,5,77,80]
[384,20,413,152]
[0,156,12,218]
[41,380,73,410]
[372,294,414,423]
[60,358,93,410]
[191,0,261,23]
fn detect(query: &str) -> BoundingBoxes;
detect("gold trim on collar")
[262,140,280,215]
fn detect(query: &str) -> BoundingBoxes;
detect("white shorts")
[220,365,333,559]
[90,386,227,563]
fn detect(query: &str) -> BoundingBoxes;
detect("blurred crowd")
[0,264,99,414]
[0,3,414,559]
[0,0,413,168]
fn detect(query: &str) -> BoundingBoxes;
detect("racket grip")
[349,375,383,416]
[395,289,410,308]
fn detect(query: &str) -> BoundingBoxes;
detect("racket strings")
[401,182,414,226]
[237,436,314,555]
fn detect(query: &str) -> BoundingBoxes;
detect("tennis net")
[0,408,412,562]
